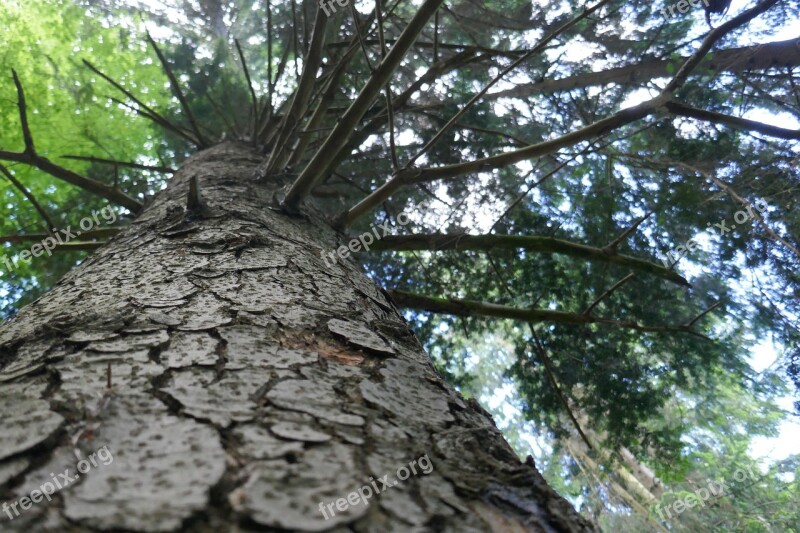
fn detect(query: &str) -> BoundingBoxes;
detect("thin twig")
[352,3,374,71]
[376,0,399,170]
[528,324,593,450]
[0,163,56,233]
[61,155,175,173]
[11,69,35,154]
[685,301,722,329]
[234,39,260,142]
[583,273,636,316]
[266,0,274,123]
[89,58,199,146]
[145,31,208,147]
[605,212,653,251]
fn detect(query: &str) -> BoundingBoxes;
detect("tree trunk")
[0,143,593,532]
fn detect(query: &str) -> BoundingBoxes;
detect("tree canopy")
[1,0,798,529]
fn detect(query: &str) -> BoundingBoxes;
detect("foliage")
[2,0,799,529]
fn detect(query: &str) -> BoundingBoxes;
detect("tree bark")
[0,143,594,532]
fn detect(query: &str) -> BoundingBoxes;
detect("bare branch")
[316,48,485,181]
[258,31,294,144]
[267,0,274,123]
[485,37,800,100]
[88,60,199,146]
[47,241,107,251]
[528,325,592,450]
[260,5,329,173]
[205,92,241,139]
[388,290,708,337]
[234,39,260,142]
[0,150,142,213]
[0,163,56,233]
[341,99,660,225]
[368,233,689,285]
[145,31,209,147]
[108,96,196,144]
[665,101,800,140]
[11,69,35,154]
[376,0,399,170]
[685,301,722,329]
[283,0,446,210]
[85,61,170,129]
[605,212,653,251]
[62,155,175,173]
[664,0,780,94]
[0,227,122,246]
[351,3,374,71]
[583,273,636,316]
[287,43,361,166]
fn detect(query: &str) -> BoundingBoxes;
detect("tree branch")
[405,0,612,168]
[685,301,722,329]
[0,227,122,245]
[340,99,660,225]
[11,69,35,154]
[388,290,708,337]
[583,273,635,315]
[368,233,689,285]
[146,31,208,147]
[282,0,445,210]
[485,37,800,100]
[107,96,199,145]
[315,48,485,181]
[0,151,142,213]
[528,324,593,450]
[234,39,260,142]
[665,101,800,140]
[261,5,329,173]
[2,71,143,213]
[664,0,781,94]
[605,212,652,251]
[0,163,56,233]
[339,0,780,226]
[288,42,361,166]
[86,61,199,147]
[61,155,175,173]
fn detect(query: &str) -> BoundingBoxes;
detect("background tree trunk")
[0,143,593,532]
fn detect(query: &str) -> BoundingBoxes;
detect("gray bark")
[0,143,594,532]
